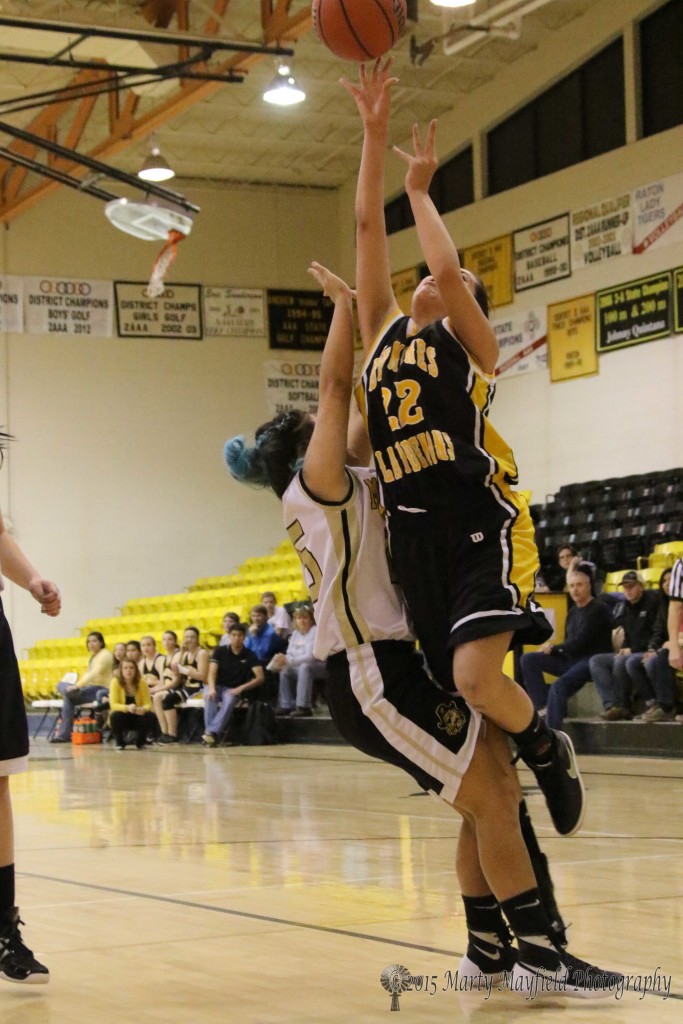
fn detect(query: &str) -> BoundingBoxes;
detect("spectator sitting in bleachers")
[112,642,126,677]
[520,563,613,731]
[245,605,284,666]
[155,627,209,745]
[94,640,126,715]
[51,631,114,743]
[202,623,264,747]
[125,640,142,665]
[545,544,581,592]
[109,658,153,751]
[589,570,660,721]
[273,606,327,718]
[150,630,179,731]
[261,591,292,638]
[139,635,163,687]
[218,612,241,647]
[631,569,676,722]
[159,630,180,681]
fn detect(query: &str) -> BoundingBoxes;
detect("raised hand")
[308,261,355,304]
[340,58,398,133]
[393,120,438,194]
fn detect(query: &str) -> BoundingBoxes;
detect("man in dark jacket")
[589,570,660,721]
[521,563,613,730]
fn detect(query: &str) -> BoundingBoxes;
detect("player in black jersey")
[225,263,622,997]
[0,433,59,983]
[342,60,583,839]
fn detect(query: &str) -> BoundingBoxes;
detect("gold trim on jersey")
[357,307,404,380]
[324,479,372,649]
[442,317,496,382]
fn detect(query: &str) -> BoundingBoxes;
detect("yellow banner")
[391,266,419,315]
[462,234,513,308]
[548,294,598,382]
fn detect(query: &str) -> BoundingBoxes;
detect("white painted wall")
[0,182,339,652]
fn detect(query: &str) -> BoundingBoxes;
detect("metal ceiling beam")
[0,2,314,225]
[0,119,199,211]
[0,52,245,85]
[0,13,293,57]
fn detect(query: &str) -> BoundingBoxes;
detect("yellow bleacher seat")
[25,538,315,685]
[639,567,664,588]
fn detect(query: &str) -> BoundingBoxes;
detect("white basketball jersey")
[282,468,414,660]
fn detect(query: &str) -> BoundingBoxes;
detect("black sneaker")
[459,925,517,987]
[525,731,585,837]
[0,910,49,985]
[511,948,623,1000]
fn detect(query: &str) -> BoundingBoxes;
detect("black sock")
[500,887,561,970]
[519,801,566,942]
[462,893,509,938]
[508,711,555,767]
[0,864,15,922]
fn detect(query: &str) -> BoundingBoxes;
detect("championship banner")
[114,282,202,339]
[0,276,23,333]
[633,172,683,254]
[24,276,113,337]
[265,354,322,416]
[596,272,672,353]
[493,307,547,378]
[462,234,513,307]
[391,266,419,315]
[203,287,266,338]
[571,194,632,269]
[513,214,571,292]
[548,295,598,382]
[267,289,333,351]
[673,266,683,335]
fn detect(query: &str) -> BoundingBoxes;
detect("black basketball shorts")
[0,600,29,776]
[326,640,480,803]
[387,484,552,688]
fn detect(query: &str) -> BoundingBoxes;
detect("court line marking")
[17,871,683,1000]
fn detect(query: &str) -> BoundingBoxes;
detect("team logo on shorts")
[436,701,466,737]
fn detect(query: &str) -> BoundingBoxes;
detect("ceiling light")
[137,142,175,183]
[430,0,476,8]
[263,64,305,106]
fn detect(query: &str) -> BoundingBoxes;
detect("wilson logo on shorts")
[470,532,484,543]
[436,701,466,737]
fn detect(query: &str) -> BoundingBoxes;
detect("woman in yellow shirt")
[52,632,114,742]
[109,659,152,751]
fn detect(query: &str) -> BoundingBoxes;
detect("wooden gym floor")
[4,741,682,1023]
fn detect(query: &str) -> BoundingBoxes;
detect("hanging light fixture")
[430,0,475,8]
[137,138,175,183]
[263,63,305,106]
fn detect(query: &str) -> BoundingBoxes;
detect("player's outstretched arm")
[0,509,61,616]
[395,120,499,374]
[303,263,356,503]
[341,60,399,353]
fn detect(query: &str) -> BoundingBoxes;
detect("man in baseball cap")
[589,570,659,720]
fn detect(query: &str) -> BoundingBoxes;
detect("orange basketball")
[312,0,407,62]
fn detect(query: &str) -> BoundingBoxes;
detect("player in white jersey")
[224,263,622,998]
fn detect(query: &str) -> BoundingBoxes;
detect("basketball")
[312,0,407,62]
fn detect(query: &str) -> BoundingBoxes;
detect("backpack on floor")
[240,701,278,746]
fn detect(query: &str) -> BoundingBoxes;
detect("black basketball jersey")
[356,311,519,514]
